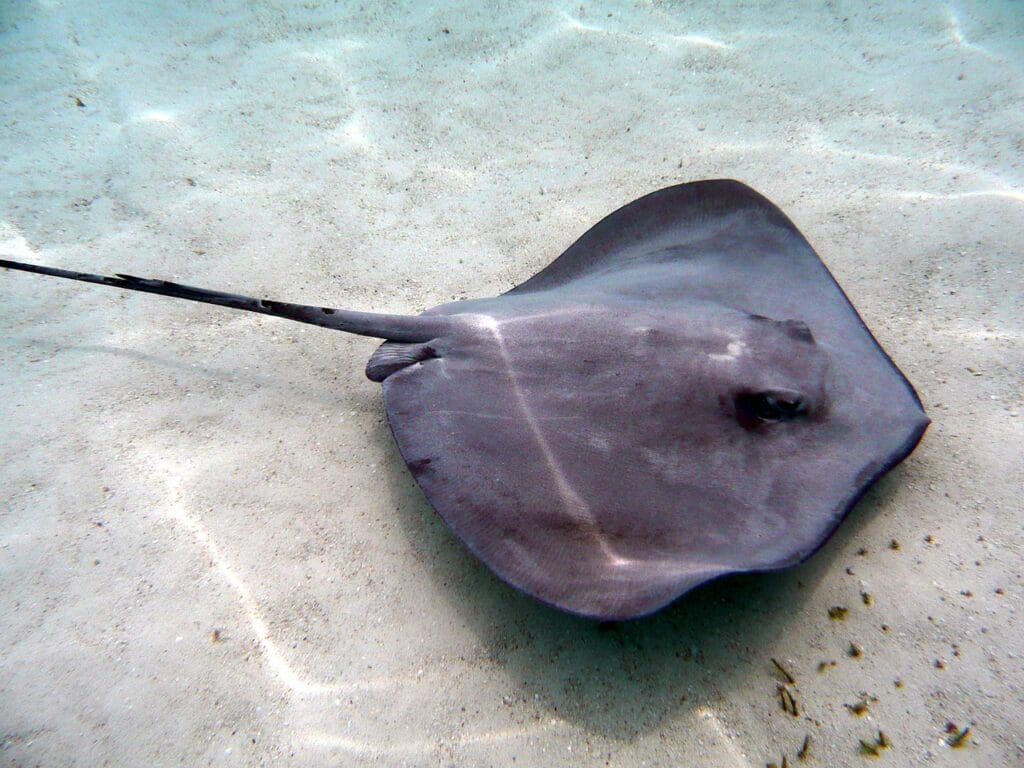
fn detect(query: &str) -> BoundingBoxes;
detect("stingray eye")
[734,389,808,429]
[755,392,806,421]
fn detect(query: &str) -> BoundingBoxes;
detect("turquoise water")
[1,2,1021,766]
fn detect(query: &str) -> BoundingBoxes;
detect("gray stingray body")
[1,180,929,620]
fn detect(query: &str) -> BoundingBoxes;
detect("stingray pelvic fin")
[365,340,438,381]
[0,258,450,343]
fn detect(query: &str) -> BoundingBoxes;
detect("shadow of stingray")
[3,336,360,410]
[378,412,913,739]
[10,328,916,742]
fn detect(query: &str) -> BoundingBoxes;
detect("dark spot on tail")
[321,307,335,315]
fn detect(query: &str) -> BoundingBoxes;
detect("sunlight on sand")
[664,34,732,51]
[134,109,177,124]
[938,325,1020,342]
[945,6,1000,61]
[432,164,477,183]
[0,221,37,259]
[891,189,1024,205]
[156,464,338,694]
[149,458,419,696]
[559,11,730,53]
[292,38,367,63]
[333,111,369,148]
[303,719,569,757]
[559,12,605,34]
[795,129,1024,202]
[694,706,750,767]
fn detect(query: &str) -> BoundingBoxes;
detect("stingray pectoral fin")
[0,258,450,342]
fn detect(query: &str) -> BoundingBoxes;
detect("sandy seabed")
[1,1,1021,766]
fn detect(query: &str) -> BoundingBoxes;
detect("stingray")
[1,180,928,619]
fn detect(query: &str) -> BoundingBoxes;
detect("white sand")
[1,1,1021,765]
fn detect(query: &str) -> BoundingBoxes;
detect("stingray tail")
[0,259,450,343]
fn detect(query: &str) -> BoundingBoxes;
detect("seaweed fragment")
[858,730,890,758]
[778,685,799,717]
[845,694,874,716]
[797,734,811,761]
[771,657,796,684]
